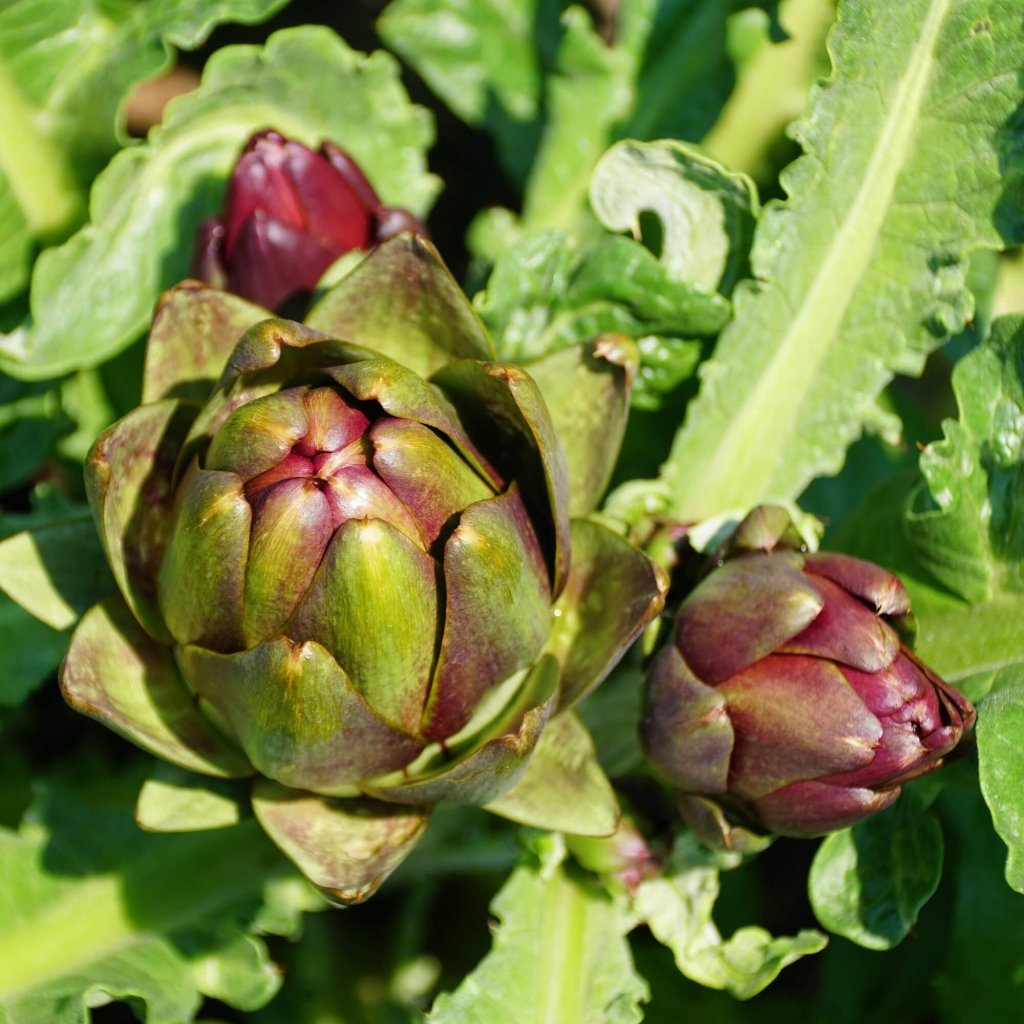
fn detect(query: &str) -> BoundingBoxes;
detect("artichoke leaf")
[432,359,571,594]
[306,233,495,377]
[156,461,251,651]
[142,282,272,405]
[60,596,252,778]
[326,355,499,489]
[522,335,638,517]
[252,781,430,906]
[484,710,619,837]
[550,516,668,710]
[179,637,424,794]
[86,399,198,642]
[422,485,552,740]
[362,654,559,807]
[287,518,437,735]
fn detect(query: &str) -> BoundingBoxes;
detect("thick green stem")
[702,0,833,177]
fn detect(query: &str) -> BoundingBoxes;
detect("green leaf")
[702,0,835,176]
[0,175,31,303]
[0,0,292,301]
[589,139,758,293]
[898,317,1024,683]
[484,711,619,836]
[0,777,297,1022]
[0,25,439,380]
[633,833,827,999]
[619,0,765,147]
[976,674,1024,894]
[0,593,66,707]
[0,0,292,158]
[808,794,944,949]
[379,0,558,186]
[429,835,648,1023]
[518,7,633,234]
[136,764,246,833]
[0,518,113,631]
[660,0,1024,521]
[477,230,726,410]
[0,375,63,491]
[909,315,1024,603]
[933,786,1024,1022]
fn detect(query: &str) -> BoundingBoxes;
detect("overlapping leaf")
[0,0,290,303]
[428,835,648,1023]
[660,0,1024,520]
[0,25,439,379]
[0,774,319,1023]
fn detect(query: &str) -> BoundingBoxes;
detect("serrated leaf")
[661,0,1024,521]
[898,317,1024,684]
[589,139,758,293]
[633,833,826,999]
[477,229,725,410]
[382,0,760,215]
[976,674,1024,893]
[0,0,291,157]
[429,836,648,1023]
[0,25,439,380]
[0,0,292,303]
[0,778,297,1022]
[808,794,944,949]
[909,315,1024,601]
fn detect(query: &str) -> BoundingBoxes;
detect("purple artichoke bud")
[61,236,667,903]
[642,507,975,839]
[193,129,426,311]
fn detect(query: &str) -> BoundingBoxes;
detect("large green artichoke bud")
[642,507,975,843]
[61,235,666,902]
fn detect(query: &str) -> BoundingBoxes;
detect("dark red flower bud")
[194,129,427,311]
[642,506,976,841]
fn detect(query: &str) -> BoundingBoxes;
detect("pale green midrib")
[0,820,273,1001]
[537,866,587,1023]
[669,0,951,520]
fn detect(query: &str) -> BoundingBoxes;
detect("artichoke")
[193,129,425,311]
[642,506,975,842]
[62,235,666,902]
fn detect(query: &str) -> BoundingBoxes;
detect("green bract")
[60,235,666,903]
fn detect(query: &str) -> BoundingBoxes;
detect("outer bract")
[193,129,426,311]
[642,506,975,842]
[62,235,666,902]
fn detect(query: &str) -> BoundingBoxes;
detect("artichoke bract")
[61,234,666,903]
[642,507,975,842]
[193,129,425,311]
